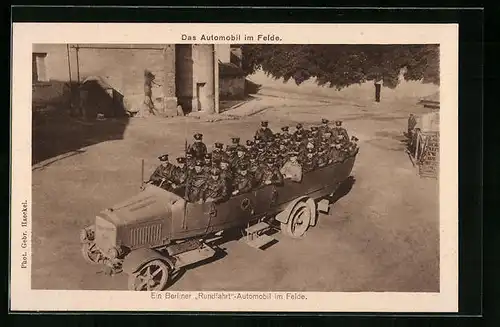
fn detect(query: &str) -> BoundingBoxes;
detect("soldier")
[293,123,305,139]
[256,142,268,162]
[227,137,241,159]
[211,142,229,164]
[186,160,208,203]
[321,130,334,146]
[219,158,233,186]
[274,132,282,143]
[253,135,263,147]
[231,162,255,196]
[316,145,328,168]
[281,126,291,139]
[302,148,318,172]
[327,140,343,164]
[310,126,320,142]
[332,120,349,143]
[248,156,259,174]
[280,148,302,183]
[318,118,332,137]
[347,136,360,156]
[202,167,229,203]
[255,121,274,142]
[256,157,284,186]
[187,133,208,160]
[246,140,255,149]
[149,154,176,190]
[171,157,188,189]
[231,145,250,172]
[202,153,214,174]
[185,152,195,167]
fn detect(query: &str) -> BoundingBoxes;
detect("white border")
[11,23,458,312]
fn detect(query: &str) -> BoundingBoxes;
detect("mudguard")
[122,248,173,274]
[275,196,317,226]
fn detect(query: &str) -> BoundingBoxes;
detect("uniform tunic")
[186,170,207,202]
[255,128,274,142]
[232,172,255,194]
[187,142,208,160]
[333,127,349,143]
[202,178,228,202]
[280,161,303,182]
[231,155,250,172]
[150,163,176,185]
[211,149,230,164]
[256,166,284,186]
[302,155,318,172]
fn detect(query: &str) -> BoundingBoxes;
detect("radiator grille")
[129,223,162,247]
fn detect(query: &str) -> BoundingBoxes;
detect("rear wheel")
[127,260,171,291]
[281,201,312,238]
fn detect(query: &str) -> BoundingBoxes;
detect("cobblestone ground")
[31,97,439,292]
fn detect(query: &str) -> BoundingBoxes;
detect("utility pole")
[213,44,220,114]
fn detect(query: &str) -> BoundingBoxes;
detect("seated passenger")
[212,142,229,163]
[187,133,208,161]
[327,141,343,164]
[149,154,176,190]
[231,145,250,172]
[171,156,188,188]
[332,120,349,143]
[202,167,228,203]
[302,148,318,172]
[255,121,274,142]
[219,158,233,185]
[256,157,285,186]
[202,153,213,173]
[280,148,302,182]
[186,160,207,203]
[232,163,255,196]
[316,146,328,168]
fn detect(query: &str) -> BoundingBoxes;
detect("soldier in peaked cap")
[318,118,333,137]
[281,126,291,139]
[187,133,208,161]
[227,137,241,159]
[293,123,305,138]
[202,153,214,174]
[186,159,208,203]
[202,167,229,203]
[211,142,229,164]
[256,157,284,187]
[280,147,303,183]
[231,145,250,172]
[149,154,176,190]
[347,136,360,156]
[218,157,233,186]
[255,142,268,162]
[302,148,318,172]
[327,139,343,164]
[332,120,349,143]
[171,157,188,190]
[231,162,255,196]
[255,121,274,142]
[316,145,329,168]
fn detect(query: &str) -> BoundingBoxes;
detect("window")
[32,52,48,83]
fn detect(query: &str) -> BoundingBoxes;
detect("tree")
[241,44,440,102]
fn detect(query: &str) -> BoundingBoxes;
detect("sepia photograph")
[11,23,458,312]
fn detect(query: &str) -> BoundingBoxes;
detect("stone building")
[32,43,241,118]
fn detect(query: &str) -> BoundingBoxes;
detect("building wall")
[31,44,177,113]
[219,76,245,100]
[176,44,216,113]
[216,44,230,63]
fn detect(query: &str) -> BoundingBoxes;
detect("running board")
[173,243,216,269]
[242,221,275,250]
[244,234,275,249]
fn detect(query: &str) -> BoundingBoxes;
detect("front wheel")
[81,242,103,265]
[127,259,171,291]
[280,201,312,239]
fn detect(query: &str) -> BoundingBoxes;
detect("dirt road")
[31,98,439,292]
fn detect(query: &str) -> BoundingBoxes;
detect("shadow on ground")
[32,111,129,165]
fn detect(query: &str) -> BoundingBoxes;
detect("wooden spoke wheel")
[281,201,311,239]
[128,260,170,291]
[81,242,103,265]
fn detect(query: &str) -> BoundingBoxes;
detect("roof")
[219,62,246,77]
[418,91,440,108]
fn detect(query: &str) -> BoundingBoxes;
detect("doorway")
[196,82,206,111]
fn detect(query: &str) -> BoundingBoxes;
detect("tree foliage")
[241,44,439,90]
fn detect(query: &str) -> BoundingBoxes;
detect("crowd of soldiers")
[148,119,359,204]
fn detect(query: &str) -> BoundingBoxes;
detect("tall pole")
[66,44,72,84]
[75,44,81,83]
[213,44,220,114]
[66,44,73,116]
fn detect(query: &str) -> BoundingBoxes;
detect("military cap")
[281,126,289,132]
[176,157,186,164]
[261,121,269,127]
[204,153,212,159]
[194,133,203,140]
[194,159,204,166]
[322,118,329,124]
[236,145,247,152]
[210,167,221,175]
[296,123,303,129]
[311,126,319,131]
[246,140,254,147]
[275,132,282,138]
[335,121,343,126]
[158,154,169,161]
[231,137,240,144]
[215,142,223,149]
[351,136,359,142]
